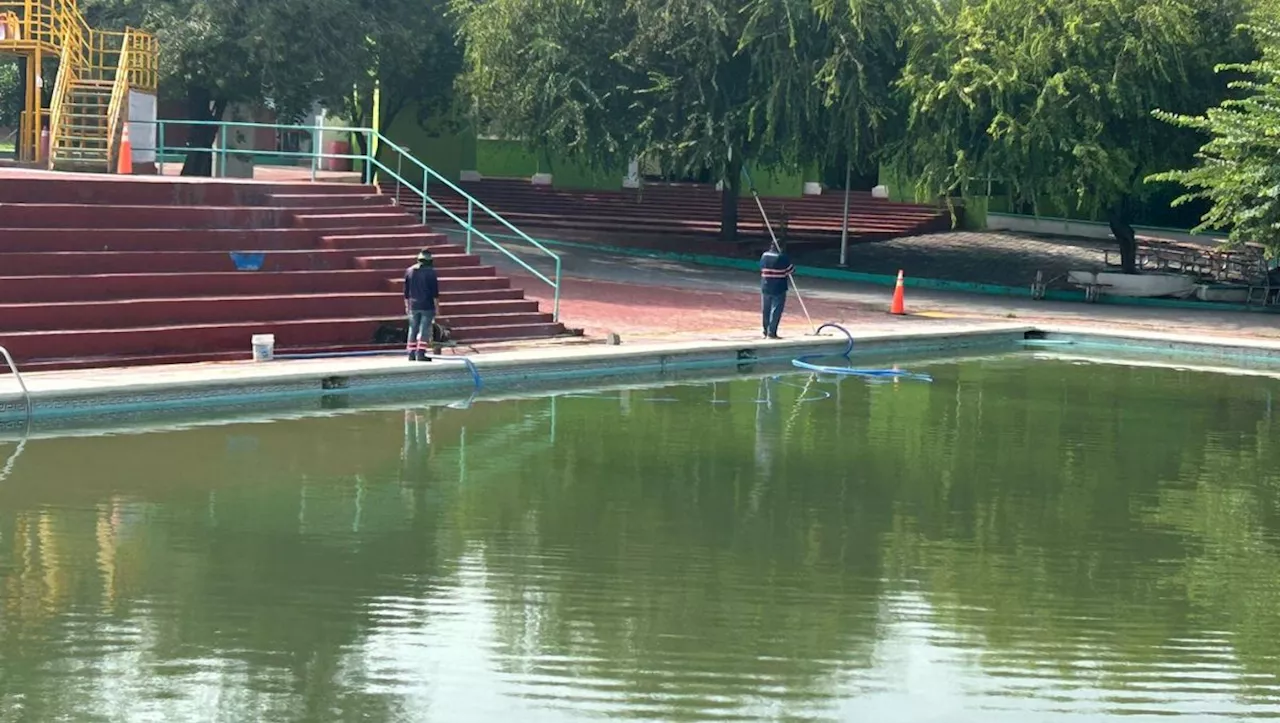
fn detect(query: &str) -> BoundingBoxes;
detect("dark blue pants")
[761,292,786,337]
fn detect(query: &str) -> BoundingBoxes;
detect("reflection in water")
[0,356,1278,721]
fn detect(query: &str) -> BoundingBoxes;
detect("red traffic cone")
[890,269,906,315]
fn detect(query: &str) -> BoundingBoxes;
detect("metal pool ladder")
[0,345,32,424]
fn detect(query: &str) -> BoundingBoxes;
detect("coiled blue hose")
[791,323,933,382]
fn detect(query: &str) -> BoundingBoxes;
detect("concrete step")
[438,311,553,329]
[0,270,519,304]
[0,317,403,363]
[362,260,498,278]
[0,203,421,230]
[0,293,409,332]
[436,299,542,316]
[0,228,321,253]
[0,175,374,205]
[416,193,946,221]
[319,231,451,250]
[0,204,295,229]
[266,193,392,208]
[0,248,492,275]
[447,322,566,343]
[294,212,416,229]
[354,253,482,270]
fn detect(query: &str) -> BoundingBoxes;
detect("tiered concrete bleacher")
[0,172,565,370]
[382,178,952,248]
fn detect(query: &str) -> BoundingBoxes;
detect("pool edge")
[0,323,1030,425]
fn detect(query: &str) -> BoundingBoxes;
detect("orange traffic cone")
[117,124,133,174]
[890,269,906,315]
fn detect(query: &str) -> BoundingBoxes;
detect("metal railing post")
[310,120,319,182]
[396,152,402,206]
[218,126,227,178]
[553,257,562,322]
[466,200,473,254]
[0,345,32,425]
[156,122,164,175]
[363,130,372,185]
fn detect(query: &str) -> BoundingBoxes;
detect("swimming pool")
[0,352,1277,721]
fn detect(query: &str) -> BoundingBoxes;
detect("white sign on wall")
[128,90,157,164]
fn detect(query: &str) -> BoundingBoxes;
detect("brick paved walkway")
[519,274,932,341]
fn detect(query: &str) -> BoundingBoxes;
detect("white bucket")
[251,334,275,362]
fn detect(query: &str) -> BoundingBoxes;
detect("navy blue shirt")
[760,249,794,295]
[404,263,440,311]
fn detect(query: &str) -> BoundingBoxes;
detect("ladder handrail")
[0,345,32,425]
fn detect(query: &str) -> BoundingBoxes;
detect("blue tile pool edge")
[0,327,1031,427]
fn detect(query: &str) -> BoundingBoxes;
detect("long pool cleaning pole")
[741,165,816,334]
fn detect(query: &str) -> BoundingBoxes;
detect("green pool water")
[1,353,1279,722]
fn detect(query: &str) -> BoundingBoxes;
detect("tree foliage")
[321,0,464,158]
[82,0,461,176]
[0,60,19,132]
[886,0,1252,272]
[1149,17,1280,257]
[455,0,904,240]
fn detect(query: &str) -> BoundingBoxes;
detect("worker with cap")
[404,248,440,361]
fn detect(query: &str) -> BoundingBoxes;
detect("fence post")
[466,200,473,255]
[310,121,319,182]
[218,125,227,178]
[553,256,562,322]
[362,130,372,185]
[156,122,164,175]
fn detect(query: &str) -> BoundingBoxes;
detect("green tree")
[1149,17,1280,257]
[82,0,373,176]
[887,0,1252,273]
[456,0,902,241]
[0,60,19,148]
[321,0,464,160]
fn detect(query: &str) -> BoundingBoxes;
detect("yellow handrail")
[104,28,131,168]
[1,0,157,166]
[45,28,75,166]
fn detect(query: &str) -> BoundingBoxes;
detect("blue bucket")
[229,252,266,271]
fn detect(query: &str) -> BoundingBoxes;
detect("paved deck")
[485,241,1280,343]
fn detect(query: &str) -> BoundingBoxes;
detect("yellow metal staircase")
[0,0,156,171]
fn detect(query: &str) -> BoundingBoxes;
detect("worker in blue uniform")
[759,242,794,339]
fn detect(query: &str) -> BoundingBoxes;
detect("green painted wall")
[744,164,809,198]
[476,138,541,177]
[474,137,813,196]
[376,103,474,185]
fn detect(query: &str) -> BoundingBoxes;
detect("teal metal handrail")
[132,119,563,321]
[0,345,31,426]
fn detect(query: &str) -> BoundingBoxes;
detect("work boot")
[415,350,430,362]
[408,350,417,361]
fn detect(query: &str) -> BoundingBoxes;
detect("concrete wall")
[471,137,814,196]
[986,212,1227,247]
[376,102,820,196]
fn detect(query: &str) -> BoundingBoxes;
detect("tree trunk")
[720,159,743,242]
[180,88,227,177]
[1108,196,1138,275]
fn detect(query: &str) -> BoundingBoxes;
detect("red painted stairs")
[381,178,954,249]
[0,172,567,370]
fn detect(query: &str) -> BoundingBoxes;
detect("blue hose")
[792,323,933,382]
